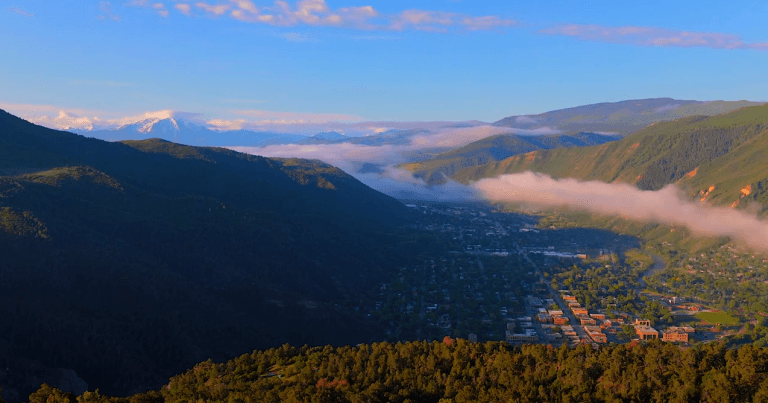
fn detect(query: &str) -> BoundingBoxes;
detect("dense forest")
[13,340,768,403]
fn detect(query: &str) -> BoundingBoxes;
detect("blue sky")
[2,0,767,125]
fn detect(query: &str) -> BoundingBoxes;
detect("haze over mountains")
[16,98,756,153]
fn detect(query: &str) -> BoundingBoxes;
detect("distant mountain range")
[73,115,309,147]
[72,116,443,148]
[494,98,761,136]
[0,109,436,400]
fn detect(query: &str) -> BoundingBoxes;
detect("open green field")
[696,311,740,325]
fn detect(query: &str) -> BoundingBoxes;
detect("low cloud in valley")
[474,172,768,251]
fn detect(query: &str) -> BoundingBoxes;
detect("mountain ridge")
[494,98,762,136]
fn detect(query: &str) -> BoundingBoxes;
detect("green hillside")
[401,132,621,185]
[454,104,768,213]
[0,110,431,399]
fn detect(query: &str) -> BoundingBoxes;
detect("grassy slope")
[455,104,768,213]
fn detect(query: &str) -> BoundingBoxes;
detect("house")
[590,314,606,320]
[553,316,569,325]
[579,316,597,326]
[636,326,659,340]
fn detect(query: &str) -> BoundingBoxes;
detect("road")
[522,251,589,340]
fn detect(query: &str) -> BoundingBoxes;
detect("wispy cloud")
[126,0,518,33]
[196,2,230,16]
[125,0,169,17]
[96,1,121,21]
[542,24,768,51]
[220,108,363,127]
[175,3,192,15]
[9,7,34,17]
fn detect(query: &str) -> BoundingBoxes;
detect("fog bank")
[474,172,768,250]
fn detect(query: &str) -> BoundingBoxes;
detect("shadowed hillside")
[0,110,435,401]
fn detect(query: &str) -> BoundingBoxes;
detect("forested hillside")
[19,340,768,403]
[0,110,436,401]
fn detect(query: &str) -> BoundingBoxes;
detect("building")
[572,307,589,316]
[636,326,659,340]
[553,316,569,325]
[587,330,607,343]
[590,313,606,320]
[579,316,597,326]
[548,310,564,316]
[662,330,689,343]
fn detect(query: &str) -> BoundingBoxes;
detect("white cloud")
[474,172,768,251]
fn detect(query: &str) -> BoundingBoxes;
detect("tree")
[28,384,76,403]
